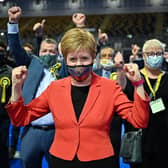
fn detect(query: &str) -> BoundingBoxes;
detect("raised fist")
[98,29,108,45]
[8,6,22,23]
[114,51,124,69]
[72,13,86,28]
[123,63,141,82]
[12,66,28,88]
[33,19,46,36]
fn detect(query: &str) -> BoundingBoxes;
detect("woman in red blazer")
[6,28,149,168]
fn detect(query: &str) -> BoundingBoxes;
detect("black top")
[124,72,168,153]
[0,65,20,151]
[71,85,90,121]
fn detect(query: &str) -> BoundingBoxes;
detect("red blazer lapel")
[61,74,101,124]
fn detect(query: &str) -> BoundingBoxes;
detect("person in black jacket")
[0,41,20,168]
[118,39,168,168]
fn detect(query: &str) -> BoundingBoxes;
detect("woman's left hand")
[123,63,142,82]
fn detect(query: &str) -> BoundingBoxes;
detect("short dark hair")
[41,38,58,48]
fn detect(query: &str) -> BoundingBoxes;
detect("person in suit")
[93,47,116,78]
[7,6,67,168]
[6,27,149,168]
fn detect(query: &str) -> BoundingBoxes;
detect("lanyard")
[141,68,163,99]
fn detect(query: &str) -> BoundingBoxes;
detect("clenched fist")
[10,66,27,102]
[12,66,28,88]
[8,6,22,23]
[72,13,86,28]
[123,63,142,83]
[98,29,108,45]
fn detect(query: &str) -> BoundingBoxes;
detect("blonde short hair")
[142,39,165,53]
[60,28,97,60]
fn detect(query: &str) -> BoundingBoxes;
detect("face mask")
[146,55,163,69]
[67,63,93,82]
[100,58,114,70]
[40,54,57,67]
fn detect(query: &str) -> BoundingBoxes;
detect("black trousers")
[0,119,10,168]
[49,155,114,168]
[109,115,122,168]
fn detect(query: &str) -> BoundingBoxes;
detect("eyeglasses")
[144,52,164,57]
[100,54,113,57]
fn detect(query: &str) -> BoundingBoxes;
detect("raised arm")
[33,19,46,55]
[114,51,145,99]
[7,6,31,66]
[6,66,50,126]
[123,63,146,100]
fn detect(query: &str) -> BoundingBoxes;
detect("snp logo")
[0,76,11,103]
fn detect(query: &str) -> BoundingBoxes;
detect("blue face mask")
[40,54,58,67]
[100,59,114,70]
[146,55,163,69]
[67,63,93,82]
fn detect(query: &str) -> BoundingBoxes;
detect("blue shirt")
[31,69,55,126]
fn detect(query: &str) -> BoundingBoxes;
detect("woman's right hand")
[11,66,28,102]
[12,66,28,89]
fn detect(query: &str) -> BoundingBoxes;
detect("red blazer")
[6,73,149,161]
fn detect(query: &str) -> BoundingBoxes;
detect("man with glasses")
[93,47,116,78]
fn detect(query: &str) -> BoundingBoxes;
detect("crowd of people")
[0,5,168,168]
